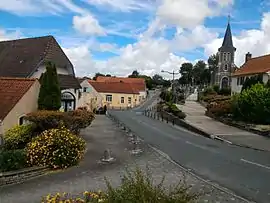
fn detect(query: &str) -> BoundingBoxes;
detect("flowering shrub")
[3,124,35,150]
[42,192,104,203]
[206,100,232,117]
[26,127,86,169]
[42,168,200,203]
[26,110,95,135]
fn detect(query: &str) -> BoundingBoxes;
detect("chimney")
[245,52,252,62]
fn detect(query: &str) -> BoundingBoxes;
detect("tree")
[93,73,105,80]
[128,70,140,78]
[207,54,219,85]
[38,61,61,110]
[152,74,164,86]
[192,60,207,85]
[241,74,263,92]
[179,63,193,85]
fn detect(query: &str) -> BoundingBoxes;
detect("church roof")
[219,22,236,51]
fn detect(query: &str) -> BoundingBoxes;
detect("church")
[213,19,237,89]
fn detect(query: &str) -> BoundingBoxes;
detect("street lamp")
[161,69,180,103]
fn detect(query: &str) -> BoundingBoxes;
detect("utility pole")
[161,70,180,103]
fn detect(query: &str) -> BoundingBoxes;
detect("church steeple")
[219,16,236,51]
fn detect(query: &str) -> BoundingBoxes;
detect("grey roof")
[219,23,236,51]
[58,74,81,90]
[0,35,75,78]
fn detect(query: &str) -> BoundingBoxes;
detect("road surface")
[109,94,270,203]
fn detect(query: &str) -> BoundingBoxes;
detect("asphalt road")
[109,93,270,203]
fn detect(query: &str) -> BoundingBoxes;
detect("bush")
[213,85,219,93]
[3,124,35,150]
[26,110,95,135]
[206,100,232,117]
[202,87,216,96]
[0,149,27,172]
[218,87,231,96]
[241,75,263,92]
[42,167,200,203]
[26,127,86,169]
[235,83,270,124]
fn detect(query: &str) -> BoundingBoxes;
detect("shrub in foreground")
[206,100,232,117]
[0,149,27,172]
[236,83,270,124]
[3,124,35,150]
[42,167,200,203]
[26,127,86,169]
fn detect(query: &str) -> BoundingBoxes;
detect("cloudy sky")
[1,0,270,79]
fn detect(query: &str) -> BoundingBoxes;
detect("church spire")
[221,15,234,48]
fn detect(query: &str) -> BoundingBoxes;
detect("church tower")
[216,17,236,89]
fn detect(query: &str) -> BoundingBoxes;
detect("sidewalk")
[176,95,270,152]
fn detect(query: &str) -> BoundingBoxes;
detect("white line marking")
[240,159,270,171]
[185,141,220,154]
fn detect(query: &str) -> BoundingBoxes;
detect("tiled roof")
[96,76,145,84]
[0,78,36,120]
[58,74,81,90]
[0,35,75,78]
[88,81,140,94]
[233,54,270,76]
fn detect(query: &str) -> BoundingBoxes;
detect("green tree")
[179,63,193,85]
[93,72,105,80]
[192,60,207,85]
[241,74,263,92]
[38,61,61,110]
[207,54,219,84]
[128,70,140,78]
[152,74,164,86]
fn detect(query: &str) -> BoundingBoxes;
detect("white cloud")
[63,37,189,79]
[84,0,155,12]
[73,15,105,36]
[0,29,22,41]
[204,12,270,66]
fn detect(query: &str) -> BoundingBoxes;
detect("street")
[109,94,270,203]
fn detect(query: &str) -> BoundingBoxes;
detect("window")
[227,53,231,61]
[237,77,240,85]
[224,64,228,71]
[223,52,227,62]
[19,116,25,125]
[121,97,124,103]
[128,97,131,104]
[240,77,245,85]
[106,95,112,102]
[83,87,87,92]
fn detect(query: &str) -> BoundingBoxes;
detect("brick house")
[0,78,40,134]
[0,36,81,111]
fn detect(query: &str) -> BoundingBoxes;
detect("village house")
[95,76,147,102]
[231,53,270,93]
[0,35,81,112]
[0,78,40,134]
[88,80,141,109]
[77,78,103,111]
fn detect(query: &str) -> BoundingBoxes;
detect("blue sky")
[0,0,270,78]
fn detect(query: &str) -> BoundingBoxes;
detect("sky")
[1,0,270,79]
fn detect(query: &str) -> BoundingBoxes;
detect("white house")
[0,35,81,111]
[231,52,270,94]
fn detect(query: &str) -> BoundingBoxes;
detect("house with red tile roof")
[0,36,81,112]
[88,80,141,109]
[231,52,270,93]
[95,76,147,102]
[0,78,40,134]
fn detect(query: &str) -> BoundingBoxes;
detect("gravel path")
[0,115,249,203]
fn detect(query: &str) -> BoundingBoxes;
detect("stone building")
[214,20,237,89]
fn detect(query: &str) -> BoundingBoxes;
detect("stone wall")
[0,166,49,186]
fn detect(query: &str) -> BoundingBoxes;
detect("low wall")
[0,166,49,186]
